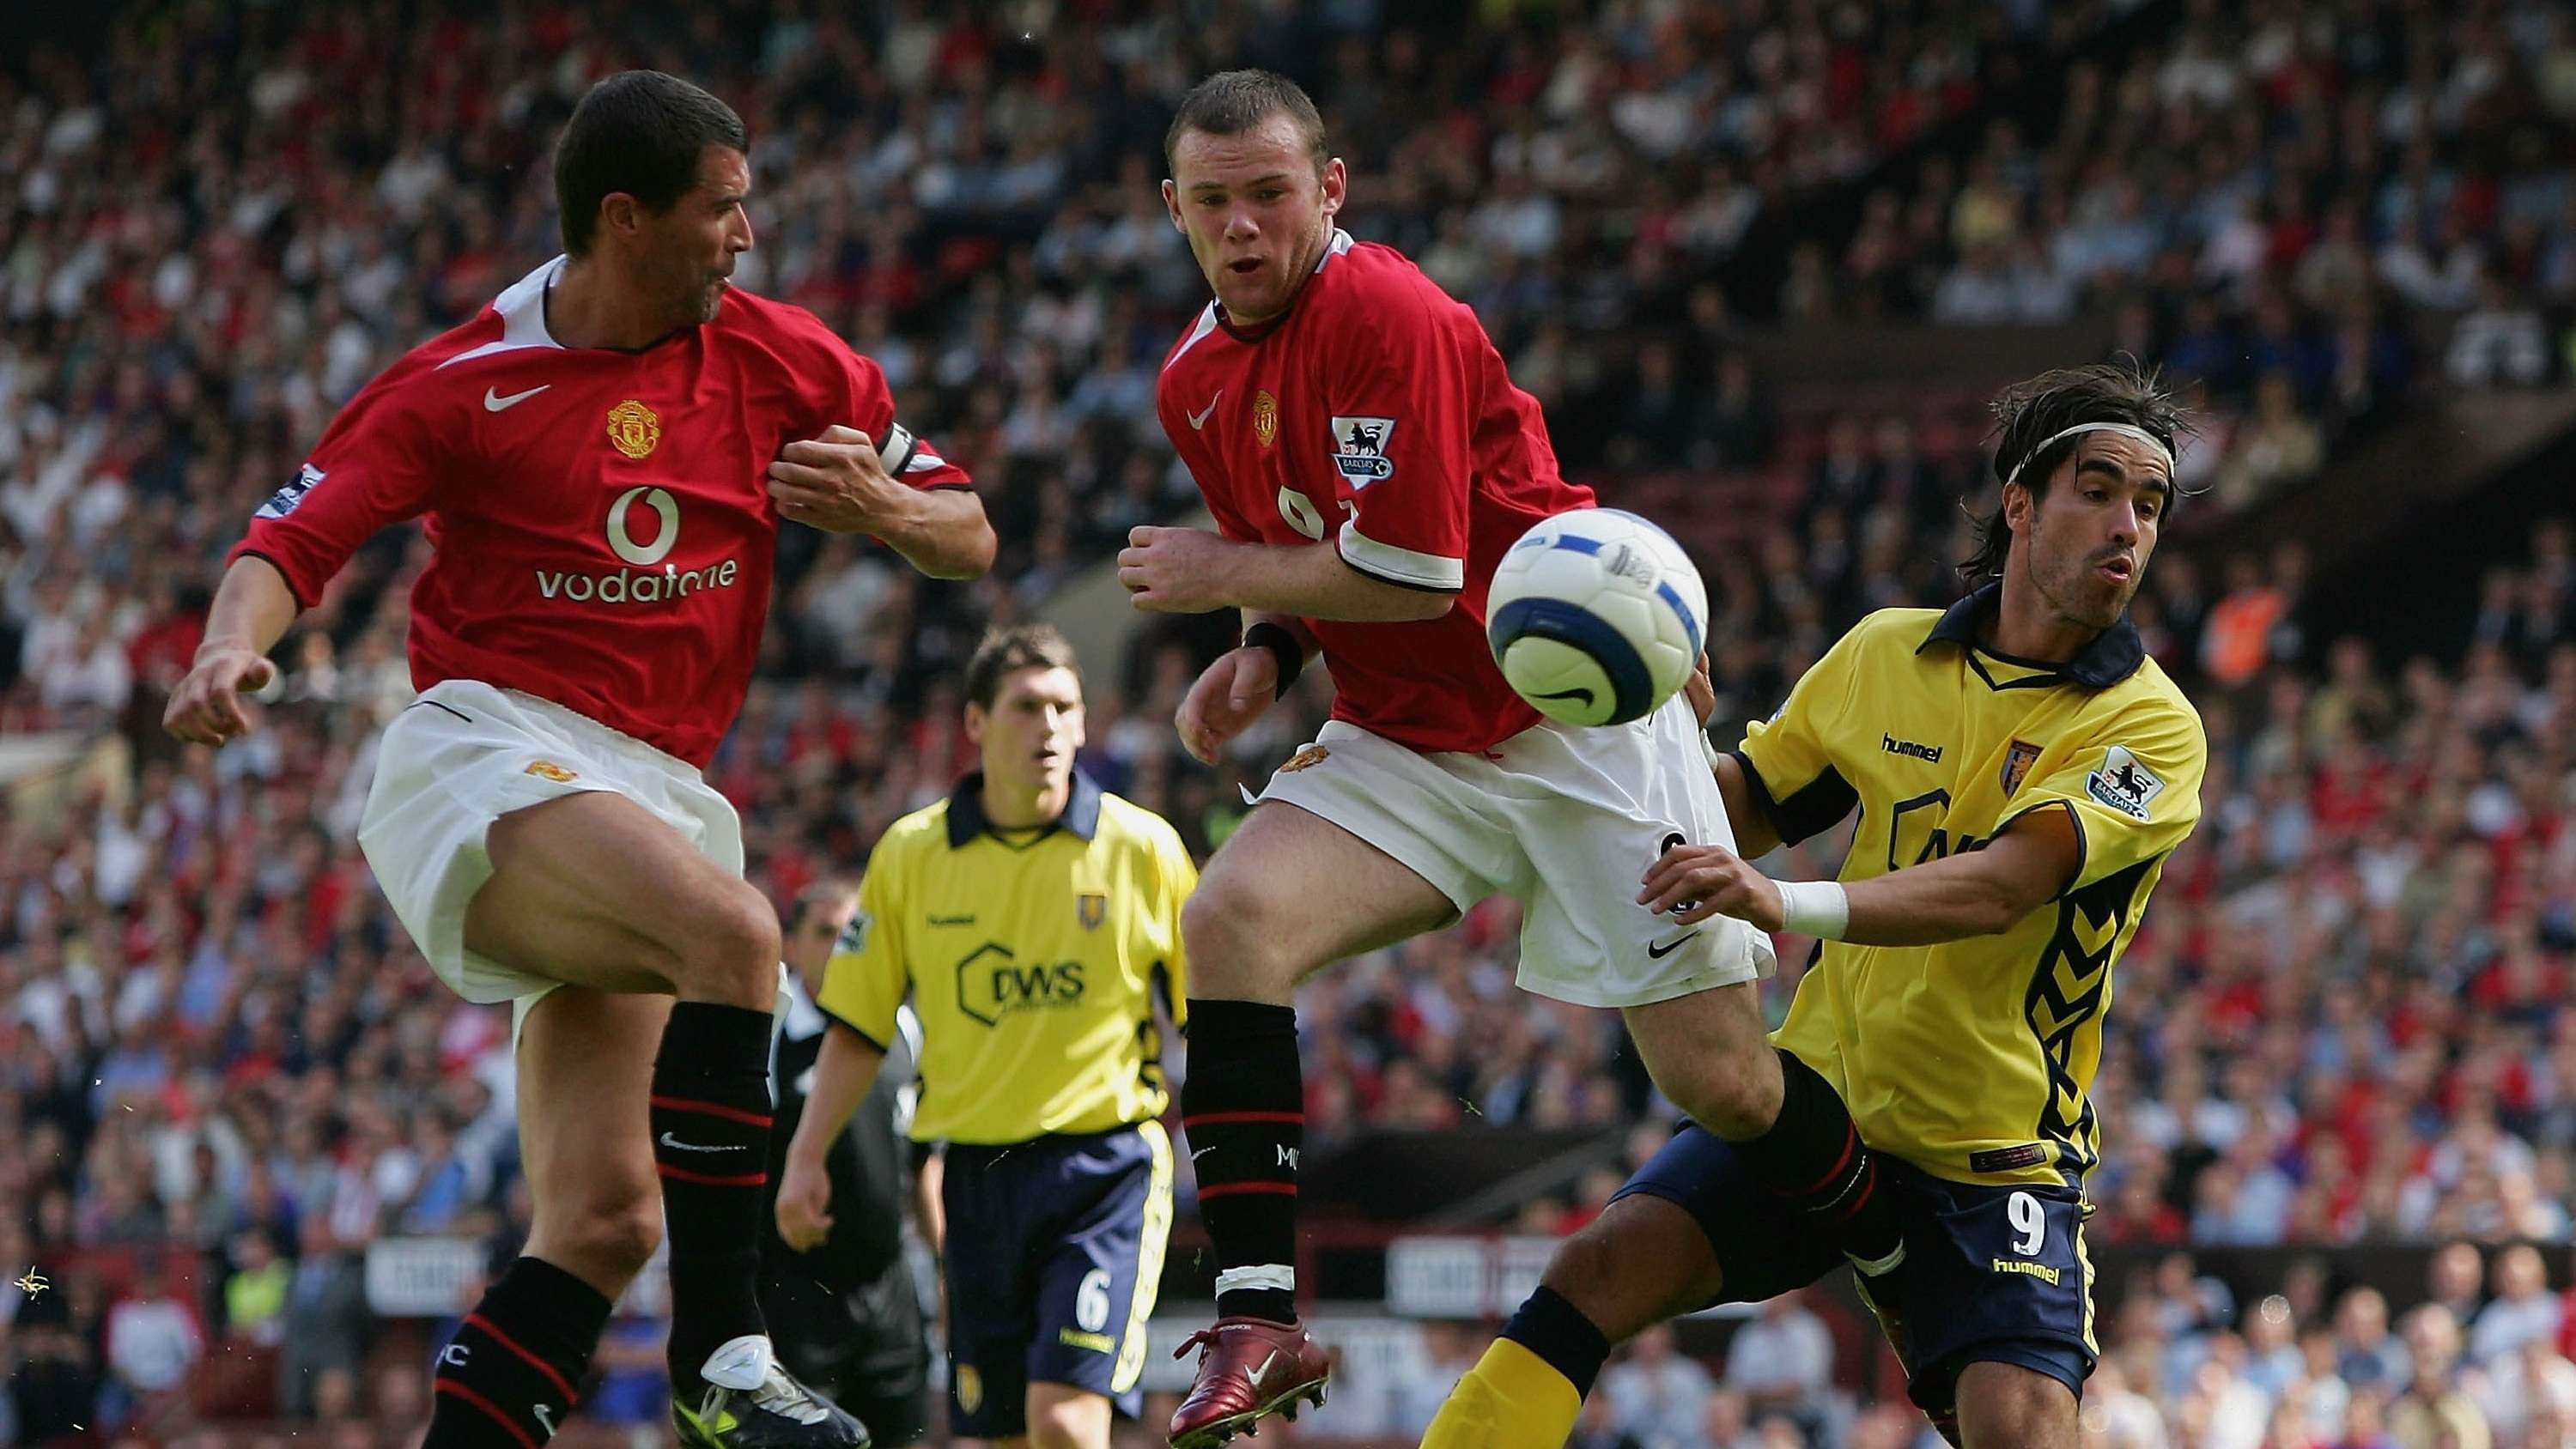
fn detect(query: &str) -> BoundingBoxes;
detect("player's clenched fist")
[1637,841,1786,931]
[1118,525,1236,613]
[1175,646,1279,765]
[767,424,908,533]
[774,1155,835,1252]
[163,646,278,745]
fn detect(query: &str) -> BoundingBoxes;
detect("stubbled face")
[2008,431,2170,632]
[968,665,1085,802]
[632,144,753,326]
[1163,114,1346,325]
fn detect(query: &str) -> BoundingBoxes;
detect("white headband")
[2006,421,2175,488]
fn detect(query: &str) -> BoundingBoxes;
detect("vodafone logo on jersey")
[532,486,742,606]
[605,487,678,565]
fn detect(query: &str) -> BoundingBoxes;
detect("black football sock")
[426,1256,612,1446]
[1500,1284,1614,1399]
[1179,998,1304,1324]
[652,1001,778,1391]
[1725,1048,1905,1272]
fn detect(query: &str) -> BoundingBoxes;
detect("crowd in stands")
[4,0,2576,1442]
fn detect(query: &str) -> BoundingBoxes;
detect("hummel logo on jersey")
[1328,415,1396,483]
[1882,733,1943,763]
[483,384,550,412]
[1187,391,1223,430]
[658,1131,744,1155]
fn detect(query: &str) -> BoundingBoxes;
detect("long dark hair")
[1959,360,2196,585]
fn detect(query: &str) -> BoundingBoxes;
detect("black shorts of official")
[761,1256,933,1445]
[940,1121,1173,1439]
[1613,1124,2095,1428]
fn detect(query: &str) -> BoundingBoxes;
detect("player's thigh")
[515,986,669,1279]
[465,789,775,997]
[1619,981,1780,1138]
[1186,799,1459,994]
[1554,1125,1842,1343]
[1951,1360,2079,1449]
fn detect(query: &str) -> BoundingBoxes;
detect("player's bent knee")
[670,880,784,1003]
[1660,1049,1777,1141]
[1179,872,1301,997]
[1538,1196,1720,1344]
[539,1192,663,1286]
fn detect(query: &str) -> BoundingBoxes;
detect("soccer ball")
[1485,508,1707,726]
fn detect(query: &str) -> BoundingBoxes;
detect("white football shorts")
[1254,695,1777,1009]
[357,678,747,1013]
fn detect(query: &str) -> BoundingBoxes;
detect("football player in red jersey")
[165,71,991,1449]
[1121,70,1905,1448]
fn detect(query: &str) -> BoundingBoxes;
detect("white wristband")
[1775,880,1850,940]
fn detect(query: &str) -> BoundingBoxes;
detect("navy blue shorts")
[939,1123,1173,1437]
[1613,1125,2095,1425]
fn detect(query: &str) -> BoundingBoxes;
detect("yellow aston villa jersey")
[1734,585,2205,1187]
[817,773,1194,1146]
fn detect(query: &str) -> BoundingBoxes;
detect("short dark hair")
[1959,359,2196,585]
[554,70,748,258]
[787,880,859,936]
[1164,69,1328,178]
[963,624,1083,712]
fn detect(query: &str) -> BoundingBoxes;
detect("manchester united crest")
[1253,390,1279,448]
[605,399,660,459]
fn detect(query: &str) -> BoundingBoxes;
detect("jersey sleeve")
[805,339,974,493]
[817,839,911,1049]
[228,379,440,609]
[1323,285,1474,592]
[1732,629,1868,846]
[2003,699,2207,895]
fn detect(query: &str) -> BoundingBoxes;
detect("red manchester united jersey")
[233,257,970,767]
[1156,229,1594,755]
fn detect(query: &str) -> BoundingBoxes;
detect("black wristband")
[1242,622,1304,700]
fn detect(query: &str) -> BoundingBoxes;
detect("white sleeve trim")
[1338,518,1464,591]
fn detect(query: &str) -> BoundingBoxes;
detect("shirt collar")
[1917,580,2145,689]
[945,769,1103,848]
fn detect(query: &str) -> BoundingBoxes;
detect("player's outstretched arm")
[766,425,996,579]
[164,555,300,745]
[1118,525,1452,621]
[775,1021,888,1252]
[1639,806,2079,947]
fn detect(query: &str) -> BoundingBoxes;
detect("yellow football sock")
[1420,1337,1584,1449]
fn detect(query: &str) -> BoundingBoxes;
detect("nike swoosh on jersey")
[483,384,550,412]
[1187,391,1223,430]
[1646,931,1702,960]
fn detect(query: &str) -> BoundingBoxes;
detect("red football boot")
[1166,1318,1332,1447]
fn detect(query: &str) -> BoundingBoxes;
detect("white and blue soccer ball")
[1486,508,1707,727]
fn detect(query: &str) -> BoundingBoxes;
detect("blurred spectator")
[1724,1290,1839,1444]
[1601,1324,1719,1447]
